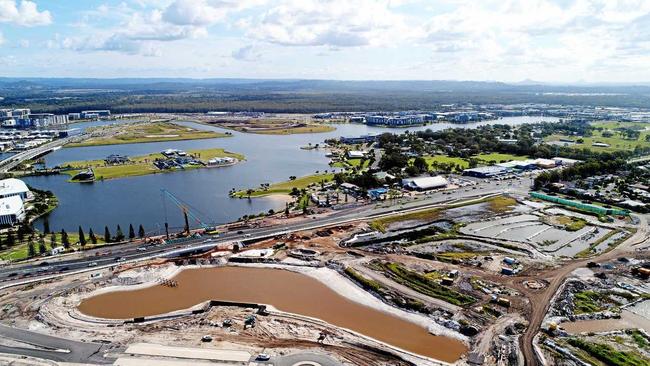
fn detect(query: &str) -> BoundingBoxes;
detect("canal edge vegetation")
[231,172,334,198]
[61,148,245,182]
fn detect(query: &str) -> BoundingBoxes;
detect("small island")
[197,116,335,135]
[66,121,230,147]
[63,148,244,182]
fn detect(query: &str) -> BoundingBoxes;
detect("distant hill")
[1,78,649,113]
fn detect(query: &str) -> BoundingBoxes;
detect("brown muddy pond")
[78,266,466,362]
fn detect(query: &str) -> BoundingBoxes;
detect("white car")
[256,354,271,361]
[87,262,98,267]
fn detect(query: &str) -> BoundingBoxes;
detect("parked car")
[256,354,271,361]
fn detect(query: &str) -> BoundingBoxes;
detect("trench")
[77,266,467,363]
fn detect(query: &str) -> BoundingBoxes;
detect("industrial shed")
[402,176,448,191]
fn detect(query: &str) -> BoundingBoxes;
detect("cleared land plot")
[68,122,227,147]
[371,196,518,232]
[369,261,476,306]
[461,213,614,256]
[207,119,335,135]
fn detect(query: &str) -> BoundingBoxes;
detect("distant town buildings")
[80,110,111,119]
[0,108,69,128]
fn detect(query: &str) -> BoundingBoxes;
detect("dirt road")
[518,214,649,366]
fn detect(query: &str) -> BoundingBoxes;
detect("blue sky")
[1,0,650,82]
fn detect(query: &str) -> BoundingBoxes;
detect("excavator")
[160,188,217,238]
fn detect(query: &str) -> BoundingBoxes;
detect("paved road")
[0,324,112,364]
[0,136,82,173]
[0,176,526,284]
[518,213,650,366]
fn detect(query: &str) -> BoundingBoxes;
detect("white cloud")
[55,8,211,56]
[245,0,414,47]
[232,44,259,61]
[163,0,228,25]
[0,32,4,46]
[0,0,52,26]
[163,0,268,25]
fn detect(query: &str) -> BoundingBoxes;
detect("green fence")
[530,192,630,216]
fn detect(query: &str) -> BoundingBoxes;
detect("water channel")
[77,266,468,362]
[23,116,557,233]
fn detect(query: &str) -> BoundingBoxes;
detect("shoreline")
[76,263,466,365]
[63,148,244,183]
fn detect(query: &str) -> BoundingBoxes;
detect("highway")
[0,135,84,173]
[0,175,530,284]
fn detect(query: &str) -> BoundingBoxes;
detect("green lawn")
[421,155,470,169]
[233,173,334,198]
[414,154,528,171]
[544,121,650,152]
[333,158,371,170]
[249,124,336,135]
[63,148,244,181]
[474,153,528,163]
[67,122,228,147]
[0,231,107,261]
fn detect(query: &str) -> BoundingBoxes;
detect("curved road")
[518,213,650,366]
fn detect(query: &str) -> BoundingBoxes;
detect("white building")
[347,150,366,159]
[534,158,558,169]
[402,175,448,191]
[0,178,31,200]
[0,195,26,226]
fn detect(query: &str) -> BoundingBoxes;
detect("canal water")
[23,116,556,233]
[77,266,468,362]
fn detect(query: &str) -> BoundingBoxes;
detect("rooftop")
[0,195,24,216]
[0,178,29,197]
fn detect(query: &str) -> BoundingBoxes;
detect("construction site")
[0,192,648,366]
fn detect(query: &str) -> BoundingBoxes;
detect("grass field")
[474,153,529,163]
[251,124,335,135]
[488,196,518,213]
[211,119,336,135]
[63,148,244,181]
[67,122,228,147]
[421,155,470,169]
[415,154,528,171]
[0,231,107,261]
[544,121,650,152]
[333,158,371,170]
[233,173,334,198]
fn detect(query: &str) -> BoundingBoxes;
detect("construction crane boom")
[161,189,213,237]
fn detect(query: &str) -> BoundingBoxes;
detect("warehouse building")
[0,178,31,200]
[0,195,26,226]
[463,166,510,178]
[402,175,448,191]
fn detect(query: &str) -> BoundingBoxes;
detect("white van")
[51,247,65,255]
